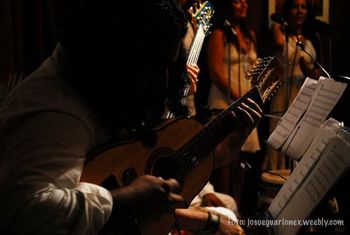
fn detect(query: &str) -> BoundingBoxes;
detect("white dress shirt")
[0,48,113,234]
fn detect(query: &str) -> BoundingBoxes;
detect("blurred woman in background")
[206,0,263,217]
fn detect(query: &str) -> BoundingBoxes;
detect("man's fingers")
[234,97,263,124]
[168,193,187,208]
[164,178,181,193]
[237,106,254,123]
[246,97,263,114]
[159,177,181,195]
[241,102,262,120]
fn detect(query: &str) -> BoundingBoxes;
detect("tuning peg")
[189,6,194,16]
[264,80,282,102]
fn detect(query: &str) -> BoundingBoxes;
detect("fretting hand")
[215,97,263,168]
[186,64,200,95]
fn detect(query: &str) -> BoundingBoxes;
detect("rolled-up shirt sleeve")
[20,182,113,235]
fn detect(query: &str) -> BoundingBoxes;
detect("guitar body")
[81,55,281,235]
[81,118,214,235]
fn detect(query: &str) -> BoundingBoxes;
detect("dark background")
[0,0,349,123]
[0,0,349,230]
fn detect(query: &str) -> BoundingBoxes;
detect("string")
[188,27,205,65]
[165,26,206,118]
[157,57,275,179]
[156,89,258,181]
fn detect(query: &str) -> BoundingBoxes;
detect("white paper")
[283,78,347,159]
[267,77,318,150]
[268,122,350,235]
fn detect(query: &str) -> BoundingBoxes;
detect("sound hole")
[101,175,120,190]
[148,147,183,183]
[123,168,138,186]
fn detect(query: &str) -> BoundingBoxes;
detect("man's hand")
[174,207,245,235]
[215,97,263,168]
[110,175,184,217]
[201,193,226,208]
[231,97,263,137]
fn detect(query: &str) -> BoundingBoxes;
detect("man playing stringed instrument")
[0,0,264,234]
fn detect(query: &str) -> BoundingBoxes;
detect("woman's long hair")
[211,0,255,47]
[281,0,321,64]
[281,0,316,35]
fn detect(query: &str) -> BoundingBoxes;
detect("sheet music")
[268,118,342,219]
[268,121,350,235]
[282,77,347,159]
[267,77,318,150]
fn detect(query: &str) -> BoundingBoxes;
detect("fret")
[163,1,214,119]
[160,55,281,178]
[168,88,261,178]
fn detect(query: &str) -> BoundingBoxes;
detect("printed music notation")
[268,77,318,150]
[267,76,347,160]
[266,77,348,235]
[268,119,350,235]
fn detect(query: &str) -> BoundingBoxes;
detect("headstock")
[246,56,282,103]
[189,1,214,35]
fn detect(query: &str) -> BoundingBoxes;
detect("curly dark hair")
[59,0,188,132]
